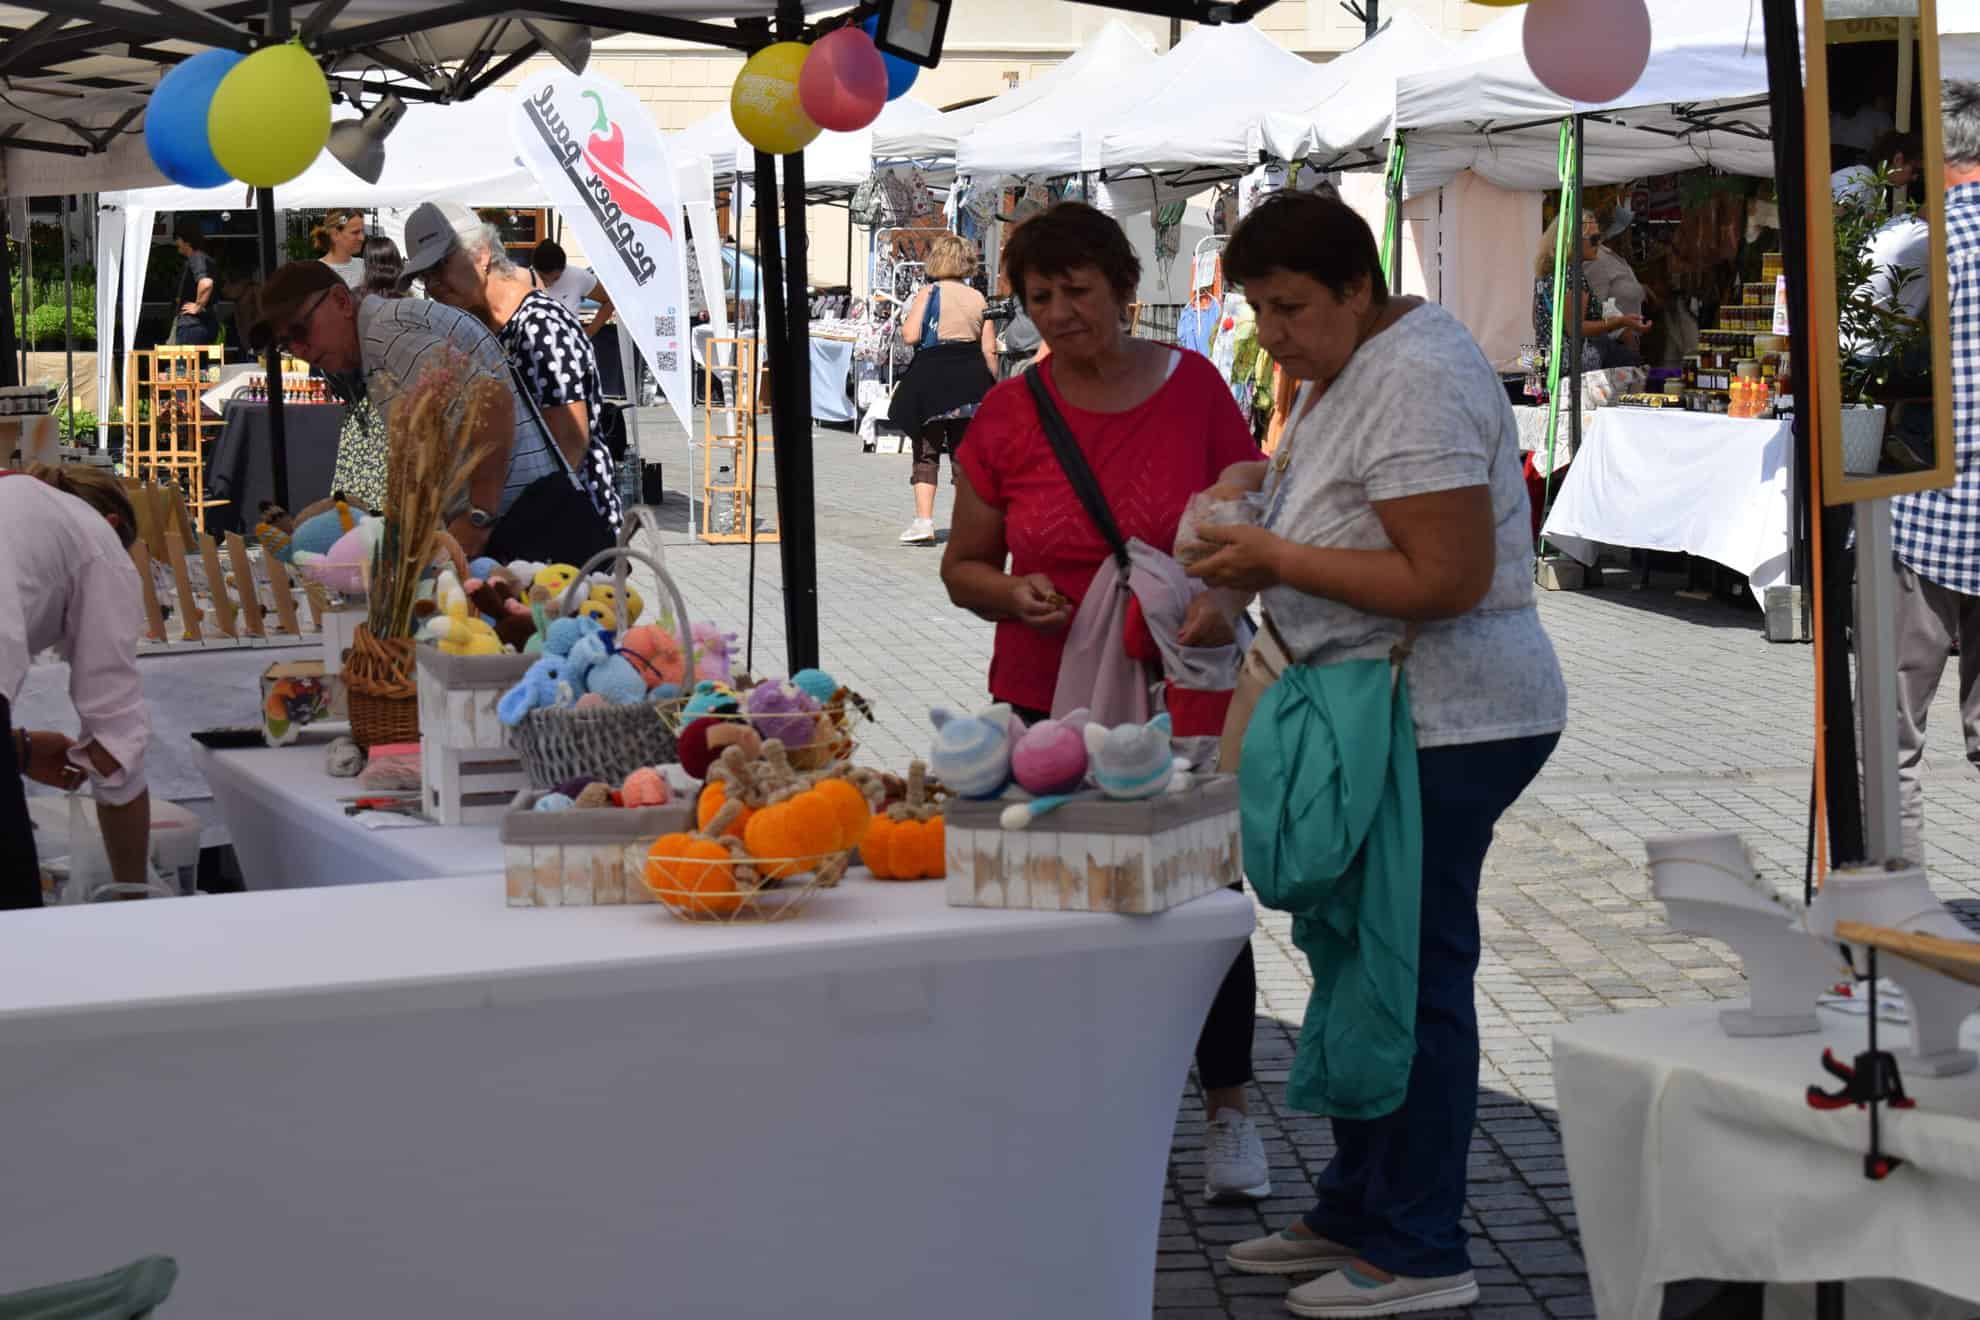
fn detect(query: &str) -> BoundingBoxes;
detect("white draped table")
[1540,410,1793,596]
[0,873,1252,1319]
[196,740,500,887]
[1555,1003,1980,1320]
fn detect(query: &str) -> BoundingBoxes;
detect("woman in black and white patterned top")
[411,202,623,533]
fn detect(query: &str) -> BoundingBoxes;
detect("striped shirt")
[1893,183,1980,594]
[356,295,560,515]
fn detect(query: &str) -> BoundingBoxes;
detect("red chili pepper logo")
[583,92,672,238]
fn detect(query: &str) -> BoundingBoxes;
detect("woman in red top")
[942,202,1268,1200]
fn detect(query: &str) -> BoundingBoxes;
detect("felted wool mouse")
[928,705,1018,799]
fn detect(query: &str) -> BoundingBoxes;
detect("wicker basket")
[508,539,696,788]
[345,624,420,748]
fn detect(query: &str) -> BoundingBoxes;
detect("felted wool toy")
[573,781,615,809]
[928,705,1018,799]
[562,634,609,690]
[467,577,535,651]
[791,667,839,706]
[1012,718,1089,796]
[788,711,845,772]
[419,614,502,656]
[684,680,740,718]
[622,767,671,807]
[534,792,575,812]
[280,500,363,565]
[588,580,643,627]
[575,692,608,711]
[574,596,617,629]
[293,518,380,596]
[325,736,365,778]
[690,621,737,684]
[542,615,600,658]
[743,680,821,749]
[533,563,582,599]
[1086,713,1179,800]
[467,556,501,580]
[554,775,601,799]
[676,717,722,780]
[619,625,687,689]
[586,654,647,705]
[498,656,573,725]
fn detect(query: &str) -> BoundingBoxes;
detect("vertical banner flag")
[513,72,692,431]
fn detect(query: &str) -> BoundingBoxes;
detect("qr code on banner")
[656,352,678,373]
[653,314,677,338]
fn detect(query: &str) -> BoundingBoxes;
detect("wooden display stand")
[122,478,326,648]
[699,336,778,545]
[124,347,224,533]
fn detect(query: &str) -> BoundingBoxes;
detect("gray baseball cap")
[400,200,482,277]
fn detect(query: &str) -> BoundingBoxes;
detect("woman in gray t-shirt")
[1189,191,1566,1318]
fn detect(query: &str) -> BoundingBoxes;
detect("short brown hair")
[924,233,979,282]
[1003,202,1141,304]
[1223,191,1389,307]
[30,463,137,549]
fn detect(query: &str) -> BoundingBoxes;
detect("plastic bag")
[1174,488,1258,567]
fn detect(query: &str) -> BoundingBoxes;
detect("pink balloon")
[1522,0,1652,105]
[798,28,888,133]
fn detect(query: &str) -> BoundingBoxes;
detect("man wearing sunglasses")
[248,259,563,557]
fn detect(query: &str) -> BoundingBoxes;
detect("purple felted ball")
[1012,719,1089,795]
[743,680,821,749]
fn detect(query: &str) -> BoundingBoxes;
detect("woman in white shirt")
[1,467,153,908]
[314,208,368,289]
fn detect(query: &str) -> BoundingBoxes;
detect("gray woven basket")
[508,537,695,789]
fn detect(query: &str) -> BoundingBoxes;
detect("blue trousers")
[1303,732,1559,1278]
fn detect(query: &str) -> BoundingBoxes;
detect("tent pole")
[1567,113,1583,534]
[0,201,17,390]
[62,196,74,446]
[753,149,785,677]
[258,187,291,510]
[778,141,820,672]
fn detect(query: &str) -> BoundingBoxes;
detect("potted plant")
[1833,168,1932,475]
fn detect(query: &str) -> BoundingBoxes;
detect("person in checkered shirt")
[1888,81,1980,860]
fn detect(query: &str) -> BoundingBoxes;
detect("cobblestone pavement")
[630,410,1980,1318]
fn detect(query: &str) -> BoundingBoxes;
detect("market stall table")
[1556,1002,1980,1320]
[196,738,499,887]
[0,871,1253,1320]
[204,400,345,535]
[1540,409,1792,597]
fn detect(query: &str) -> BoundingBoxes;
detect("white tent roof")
[671,103,872,190]
[934,18,1158,153]
[1095,12,1449,176]
[958,22,1308,180]
[1392,0,1789,194]
[870,97,949,162]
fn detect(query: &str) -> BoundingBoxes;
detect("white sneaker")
[1285,1266,1480,1317]
[898,518,935,544]
[1203,1108,1271,1202]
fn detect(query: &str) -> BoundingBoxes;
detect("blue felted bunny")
[543,615,603,659]
[586,654,647,705]
[498,655,574,726]
[561,633,609,690]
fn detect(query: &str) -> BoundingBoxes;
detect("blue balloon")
[861,15,920,101]
[145,49,245,188]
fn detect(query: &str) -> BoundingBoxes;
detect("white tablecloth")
[0,873,1252,1319]
[1541,410,1793,595]
[1556,1003,1980,1320]
[1511,404,1595,479]
[197,740,500,887]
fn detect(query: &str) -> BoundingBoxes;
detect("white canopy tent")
[672,103,874,192]
[91,90,724,441]
[1095,12,1450,177]
[957,23,1310,182]
[1392,0,1789,195]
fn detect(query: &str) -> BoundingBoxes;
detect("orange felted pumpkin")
[810,775,873,850]
[864,760,946,881]
[696,779,754,837]
[743,784,841,880]
[643,802,756,916]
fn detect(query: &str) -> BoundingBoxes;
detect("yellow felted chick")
[421,615,503,656]
[587,581,644,627]
[533,563,582,600]
[574,597,617,630]
[435,569,469,621]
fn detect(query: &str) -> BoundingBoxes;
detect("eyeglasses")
[276,288,335,353]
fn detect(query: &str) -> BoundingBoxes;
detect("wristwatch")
[465,506,497,530]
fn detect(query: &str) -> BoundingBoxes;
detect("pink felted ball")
[620,624,687,689]
[574,692,609,711]
[1012,719,1089,795]
[621,766,671,807]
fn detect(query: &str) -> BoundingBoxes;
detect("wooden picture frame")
[1802,0,1957,504]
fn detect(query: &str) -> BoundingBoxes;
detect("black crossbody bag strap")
[1024,366,1132,578]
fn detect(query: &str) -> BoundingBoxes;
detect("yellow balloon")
[732,42,821,156]
[208,41,331,188]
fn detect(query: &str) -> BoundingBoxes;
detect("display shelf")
[698,335,778,545]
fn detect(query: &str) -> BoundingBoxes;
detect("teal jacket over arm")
[1239,659,1422,1120]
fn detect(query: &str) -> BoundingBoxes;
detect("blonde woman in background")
[1531,211,1648,373]
[314,208,368,289]
[0,466,153,909]
[891,233,998,545]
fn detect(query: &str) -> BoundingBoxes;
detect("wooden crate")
[499,790,696,907]
[944,777,1242,915]
[415,648,534,825]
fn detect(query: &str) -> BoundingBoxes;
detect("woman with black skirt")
[890,234,997,545]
